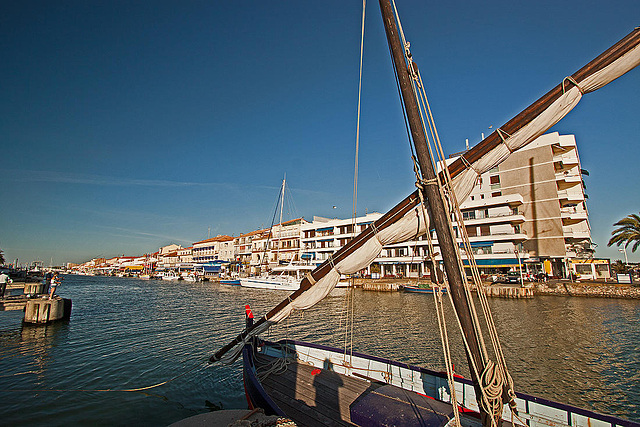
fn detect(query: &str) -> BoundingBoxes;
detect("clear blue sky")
[1,0,639,265]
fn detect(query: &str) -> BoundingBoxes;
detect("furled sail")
[448,27,640,202]
[212,27,640,363]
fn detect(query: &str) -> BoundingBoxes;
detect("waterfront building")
[158,251,178,269]
[464,132,595,278]
[234,229,267,267]
[158,244,183,255]
[267,218,308,266]
[248,229,271,275]
[177,247,193,264]
[192,235,234,263]
[301,213,381,267]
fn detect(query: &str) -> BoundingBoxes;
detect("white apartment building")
[467,132,593,277]
[192,235,234,263]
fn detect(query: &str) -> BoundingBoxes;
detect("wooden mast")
[377,0,494,424]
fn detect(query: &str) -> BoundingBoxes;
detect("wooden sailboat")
[213,2,640,426]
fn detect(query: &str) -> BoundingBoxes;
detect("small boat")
[401,283,446,294]
[138,274,151,280]
[220,279,241,286]
[240,264,314,291]
[181,272,199,282]
[161,271,180,281]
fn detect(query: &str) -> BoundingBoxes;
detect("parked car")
[502,274,521,284]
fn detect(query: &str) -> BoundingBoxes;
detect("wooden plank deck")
[256,354,456,427]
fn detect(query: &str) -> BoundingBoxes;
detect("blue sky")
[1,0,639,265]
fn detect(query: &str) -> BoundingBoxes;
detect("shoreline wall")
[534,283,640,299]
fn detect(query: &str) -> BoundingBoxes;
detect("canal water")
[0,275,638,425]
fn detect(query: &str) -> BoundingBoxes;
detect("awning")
[460,241,494,248]
[316,227,334,232]
[125,265,143,270]
[203,266,221,273]
[463,258,520,267]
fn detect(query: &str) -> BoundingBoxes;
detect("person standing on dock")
[0,272,11,297]
[48,273,60,299]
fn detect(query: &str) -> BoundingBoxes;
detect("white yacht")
[240,264,314,291]
[161,271,180,281]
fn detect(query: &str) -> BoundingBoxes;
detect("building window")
[490,175,501,190]
[462,210,476,220]
[491,191,502,197]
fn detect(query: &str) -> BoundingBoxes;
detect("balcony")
[553,152,579,165]
[557,189,584,202]
[562,226,591,239]
[560,207,588,224]
[555,171,582,185]
[457,213,526,226]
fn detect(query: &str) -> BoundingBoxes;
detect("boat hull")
[401,285,447,294]
[220,279,241,286]
[240,277,300,291]
[242,339,640,427]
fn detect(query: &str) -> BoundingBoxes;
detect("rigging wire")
[342,0,367,366]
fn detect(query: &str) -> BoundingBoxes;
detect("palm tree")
[608,213,640,252]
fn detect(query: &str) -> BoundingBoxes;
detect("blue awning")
[316,227,334,232]
[463,258,519,266]
[203,266,221,273]
[301,253,315,260]
[460,241,494,248]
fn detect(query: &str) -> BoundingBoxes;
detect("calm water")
[0,275,638,425]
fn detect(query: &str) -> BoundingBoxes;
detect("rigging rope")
[390,0,519,424]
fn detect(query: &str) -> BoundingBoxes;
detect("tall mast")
[377,0,493,424]
[276,175,286,265]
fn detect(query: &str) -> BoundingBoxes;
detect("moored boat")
[243,338,639,427]
[161,271,180,281]
[401,283,447,294]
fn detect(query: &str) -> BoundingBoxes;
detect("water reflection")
[19,322,69,380]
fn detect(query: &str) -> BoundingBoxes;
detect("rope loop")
[496,128,515,153]
[562,76,584,95]
[479,360,505,421]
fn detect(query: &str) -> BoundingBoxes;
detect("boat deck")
[256,353,460,427]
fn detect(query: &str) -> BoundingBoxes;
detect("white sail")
[450,32,640,202]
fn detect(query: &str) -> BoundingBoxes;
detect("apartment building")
[192,235,234,263]
[468,132,593,277]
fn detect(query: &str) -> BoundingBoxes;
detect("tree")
[0,249,4,265]
[607,213,640,252]
[611,260,629,274]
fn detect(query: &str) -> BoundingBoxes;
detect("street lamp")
[619,247,628,265]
